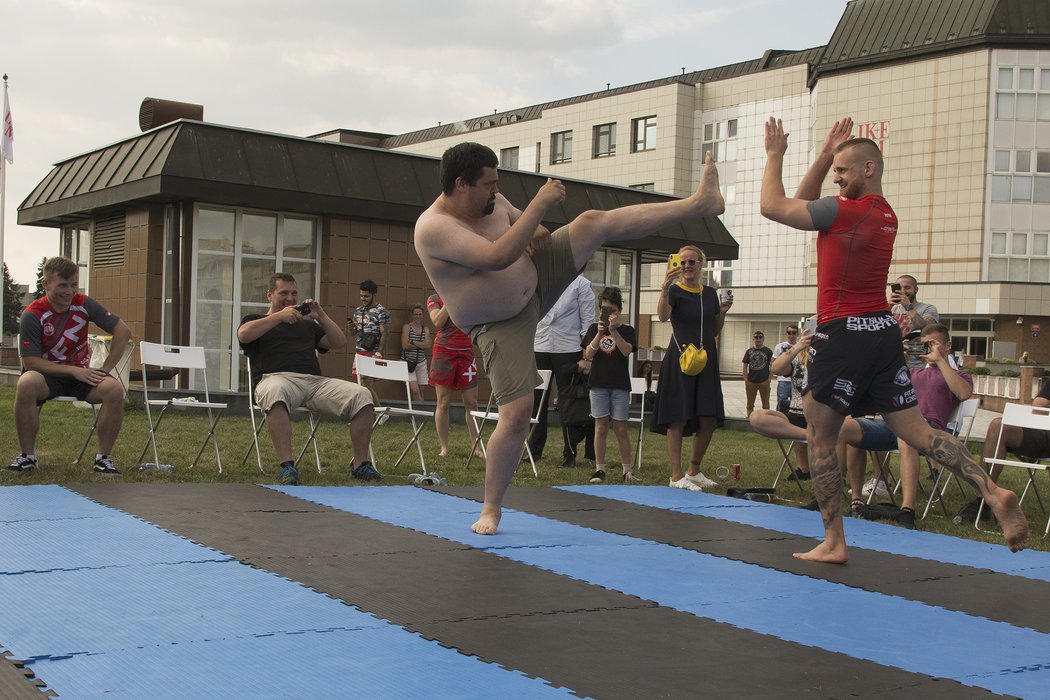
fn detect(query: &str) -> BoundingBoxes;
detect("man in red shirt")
[760,117,1027,562]
[10,256,132,475]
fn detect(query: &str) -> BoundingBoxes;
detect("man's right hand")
[764,117,789,158]
[73,366,109,386]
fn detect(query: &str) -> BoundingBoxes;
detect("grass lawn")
[0,385,1045,551]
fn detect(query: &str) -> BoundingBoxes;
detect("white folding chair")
[771,439,807,498]
[627,377,648,473]
[354,354,435,474]
[922,397,981,519]
[980,402,1050,536]
[240,354,321,475]
[468,369,553,477]
[138,342,228,472]
[17,334,133,465]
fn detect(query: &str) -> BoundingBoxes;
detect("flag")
[2,81,13,164]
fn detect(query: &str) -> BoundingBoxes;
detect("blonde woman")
[401,304,432,402]
[651,245,733,490]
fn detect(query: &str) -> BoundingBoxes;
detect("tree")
[2,263,23,334]
[33,257,46,299]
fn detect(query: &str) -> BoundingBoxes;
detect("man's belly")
[435,260,537,329]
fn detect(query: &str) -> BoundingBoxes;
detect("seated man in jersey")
[9,256,133,475]
[238,272,379,486]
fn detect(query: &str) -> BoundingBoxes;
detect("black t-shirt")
[581,323,636,391]
[742,346,774,383]
[239,314,326,378]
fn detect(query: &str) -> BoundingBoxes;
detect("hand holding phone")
[889,282,904,305]
[668,253,682,270]
[600,306,613,334]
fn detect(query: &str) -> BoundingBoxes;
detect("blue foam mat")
[558,486,1050,581]
[0,486,575,699]
[275,485,1050,698]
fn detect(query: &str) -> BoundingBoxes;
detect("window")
[593,123,616,158]
[947,317,995,359]
[60,222,91,294]
[990,149,1050,203]
[584,248,636,318]
[995,66,1050,121]
[989,231,1050,283]
[551,130,572,164]
[631,116,656,152]
[500,147,519,170]
[701,119,738,162]
[194,206,320,391]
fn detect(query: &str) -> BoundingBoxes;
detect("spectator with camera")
[580,287,638,483]
[890,274,939,369]
[401,304,432,402]
[350,279,390,404]
[238,273,380,485]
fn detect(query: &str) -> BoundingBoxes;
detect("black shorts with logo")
[803,311,918,417]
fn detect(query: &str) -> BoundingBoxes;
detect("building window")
[990,149,1050,203]
[631,116,656,152]
[989,231,1050,282]
[193,205,320,392]
[995,66,1050,120]
[60,222,91,294]
[500,147,519,170]
[593,123,616,158]
[630,183,655,192]
[551,130,573,164]
[583,248,636,319]
[701,119,738,162]
[947,317,994,359]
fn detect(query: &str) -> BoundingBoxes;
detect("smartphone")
[801,316,817,335]
[668,253,682,270]
[719,289,733,304]
[907,340,931,356]
[600,306,612,333]
[890,282,902,293]
[295,302,311,315]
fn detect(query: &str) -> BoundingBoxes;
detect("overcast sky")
[1,0,846,285]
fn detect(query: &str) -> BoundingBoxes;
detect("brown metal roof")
[813,0,1050,84]
[18,120,738,260]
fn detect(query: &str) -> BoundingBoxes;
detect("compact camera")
[295,302,311,315]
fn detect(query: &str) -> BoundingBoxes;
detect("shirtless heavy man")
[760,116,1027,562]
[415,142,724,534]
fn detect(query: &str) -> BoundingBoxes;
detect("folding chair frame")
[627,377,648,473]
[354,354,435,474]
[138,342,227,472]
[467,369,553,478]
[980,402,1050,537]
[240,355,322,475]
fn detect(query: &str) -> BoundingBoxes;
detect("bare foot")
[439,447,449,457]
[793,539,849,564]
[471,507,502,535]
[986,488,1029,552]
[473,447,485,459]
[689,151,725,217]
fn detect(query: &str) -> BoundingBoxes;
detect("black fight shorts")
[803,312,918,417]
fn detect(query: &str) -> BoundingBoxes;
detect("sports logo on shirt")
[894,366,911,386]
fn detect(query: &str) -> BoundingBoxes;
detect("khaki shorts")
[471,227,578,405]
[255,372,372,420]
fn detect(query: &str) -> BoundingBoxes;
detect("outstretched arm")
[760,117,818,230]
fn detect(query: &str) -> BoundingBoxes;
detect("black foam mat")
[0,653,53,699]
[439,486,1050,633]
[71,484,999,699]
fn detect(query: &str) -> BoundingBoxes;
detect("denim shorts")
[852,417,898,452]
[590,388,630,421]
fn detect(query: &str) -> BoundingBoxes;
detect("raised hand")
[765,117,789,157]
[822,117,854,154]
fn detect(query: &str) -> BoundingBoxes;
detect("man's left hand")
[526,228,551,256]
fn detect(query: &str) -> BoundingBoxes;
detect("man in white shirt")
[529,275,596,467]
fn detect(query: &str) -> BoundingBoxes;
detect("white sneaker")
[685,471,718,488]
[861,477,889,498]
[669,476,703,491]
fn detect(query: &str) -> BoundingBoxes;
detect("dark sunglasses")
[786,330,798,334]
[680,259,700,266]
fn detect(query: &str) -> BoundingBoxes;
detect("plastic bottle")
[140,463,176,472]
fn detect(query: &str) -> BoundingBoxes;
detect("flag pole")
[0,74,7,344]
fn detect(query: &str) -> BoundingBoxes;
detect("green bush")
[971,366,991,375]
[998,369,1021,377]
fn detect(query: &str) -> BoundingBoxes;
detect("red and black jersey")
[20,293,119,367]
